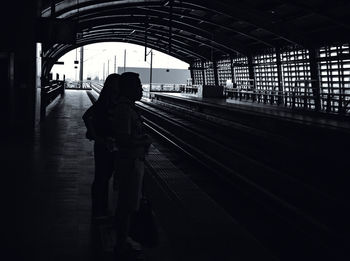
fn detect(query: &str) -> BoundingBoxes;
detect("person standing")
[111,72,151,259]
[83,73,120,219]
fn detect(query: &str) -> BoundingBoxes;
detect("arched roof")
[41,0,350,75]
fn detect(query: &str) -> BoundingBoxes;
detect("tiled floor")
[3,92,104,260]
[5,90,177,261]
[26,91,95,260]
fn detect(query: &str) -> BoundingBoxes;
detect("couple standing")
[83,72,151,259]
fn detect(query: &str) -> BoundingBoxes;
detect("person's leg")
[115,207,131,248]
[114,158,145,258]
[114,158,133,244]
[91,142,114,217]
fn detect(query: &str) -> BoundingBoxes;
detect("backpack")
[82,105,96,140]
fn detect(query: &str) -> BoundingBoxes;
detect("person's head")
[119,72,143,101]
[97,73,120,108]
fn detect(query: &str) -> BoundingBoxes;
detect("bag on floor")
[129,197,159,248]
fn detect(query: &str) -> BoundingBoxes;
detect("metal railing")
[142,83,185,98]
[66,81,93,89]
[224,81,350,114]
[40,80,65,120]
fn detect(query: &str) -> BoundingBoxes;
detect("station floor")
[5,90,276,261]
[3,90,171,261]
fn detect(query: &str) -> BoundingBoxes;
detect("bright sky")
[51,42,190,81]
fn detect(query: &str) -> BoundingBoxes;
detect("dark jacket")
[111,97,150,159]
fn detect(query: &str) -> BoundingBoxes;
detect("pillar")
[79,46,84,86]
[247,55,255,88]
[190,66,194,85]
[0,2,39,138]
[230,55,236,86]
[201,60,206,86]
[276,48,284,105]
[309,48,321,111]
[213,60,219,86]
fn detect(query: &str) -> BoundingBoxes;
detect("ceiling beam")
[78,15,250,56]
[180,0,313,47]
[45,36,194,73]
[82,24,230,57]
[77,32,210,60]
[77,4,276,48]
[276,0,350,29]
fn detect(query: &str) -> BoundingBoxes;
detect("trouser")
[91,142,115,217]
[114,158,144,245]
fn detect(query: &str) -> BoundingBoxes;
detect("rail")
[89,81,103,93]
[135,101,346,259]
[86,84,346,259]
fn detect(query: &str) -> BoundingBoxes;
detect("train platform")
[151,92,350,131]
[6,90,277,261]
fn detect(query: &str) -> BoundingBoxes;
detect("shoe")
[114,237,145,260]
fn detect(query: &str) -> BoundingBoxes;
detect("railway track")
[87,82,347,260]
[89,81,103,93]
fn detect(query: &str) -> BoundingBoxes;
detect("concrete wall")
[0,2,38,137]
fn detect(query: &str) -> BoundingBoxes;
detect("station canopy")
[41,0,350,68]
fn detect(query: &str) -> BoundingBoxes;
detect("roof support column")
[2,2,40,137]
[213,60,219,86]
[190,66,195,85]
[201,60,206,85]
[276,48,284,105]
[144,18,148,61]
[79,46,84,86]
[309,48,321,111]
[229,56,236,86]
[247,55,255,89]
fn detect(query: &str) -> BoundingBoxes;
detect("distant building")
[118,67,190,84]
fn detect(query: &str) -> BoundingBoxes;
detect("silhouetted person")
[83,73,120,219]
[111,72,151,259]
